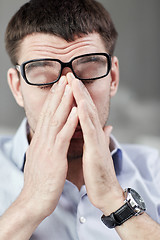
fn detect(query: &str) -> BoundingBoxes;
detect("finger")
[103,125,113,151]
[35,76,67,133]
[54,107,78,156]
[68,73,101,128]
[46,84,74,140]
[78,99,97,144]
[67,73,94,108]
[68,73,100,121]
[70,77,102,139]
[103,125,113,142]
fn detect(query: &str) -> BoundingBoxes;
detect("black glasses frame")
[16,52,112,86]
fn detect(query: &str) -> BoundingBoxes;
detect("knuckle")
[91,102,97,112]
[49,118,60,128]
[56,133,68,147]
[89,130,97,141]
[85,125,97,138]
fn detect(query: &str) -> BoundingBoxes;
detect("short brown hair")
[5,0,118,65]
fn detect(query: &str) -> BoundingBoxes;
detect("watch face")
[130,188,146,211]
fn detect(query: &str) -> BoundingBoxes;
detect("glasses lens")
[24,60,61,84]
[72,54,109,80]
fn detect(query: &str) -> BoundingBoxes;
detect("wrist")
[19,184,59,221]
[17,191,48,224]
[101,187,124,216]
[0,194,44,240]
[101,188,146,229]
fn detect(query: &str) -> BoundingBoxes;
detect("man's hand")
[68,73,124,215]
[68,73,160,240]
[22,76,79,219]
[0,76,79,240]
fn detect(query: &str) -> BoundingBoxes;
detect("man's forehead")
[21,32,104,48]
[18,32,106,62]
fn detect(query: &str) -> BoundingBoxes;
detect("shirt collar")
[110,135,123,176]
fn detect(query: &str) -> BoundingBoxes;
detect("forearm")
[0,196,43,240]
[115,213,160,240]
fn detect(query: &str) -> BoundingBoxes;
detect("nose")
[61,67,73,78]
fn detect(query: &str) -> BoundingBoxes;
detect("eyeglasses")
[16,53,112,86]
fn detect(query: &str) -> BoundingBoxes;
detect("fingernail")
[78,79,83,87]
[51,82,58,93]
[70,106,78,117]
[59,76,66,86]
[108,126,113,135]
[67,72,75,80]
[64,84,71,96]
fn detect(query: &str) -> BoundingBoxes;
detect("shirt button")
[79,216,86,224]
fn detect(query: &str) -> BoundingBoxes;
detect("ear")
[7,68,24,107]
[109,56,119,97]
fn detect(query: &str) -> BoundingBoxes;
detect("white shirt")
[0,119,160,239]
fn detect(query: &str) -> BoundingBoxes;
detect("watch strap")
[101,202,136,228]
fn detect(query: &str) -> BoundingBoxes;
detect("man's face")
[8,32,119,155]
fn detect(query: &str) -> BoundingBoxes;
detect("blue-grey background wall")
[0,0,160,148]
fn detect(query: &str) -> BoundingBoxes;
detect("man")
[0,0,160,239]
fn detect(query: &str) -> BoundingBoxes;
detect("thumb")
[103,125,113,145]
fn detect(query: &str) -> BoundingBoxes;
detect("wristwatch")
[101,188,146,228]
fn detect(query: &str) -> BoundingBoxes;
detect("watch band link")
[101,202,136,228]
[114,202,136,224]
